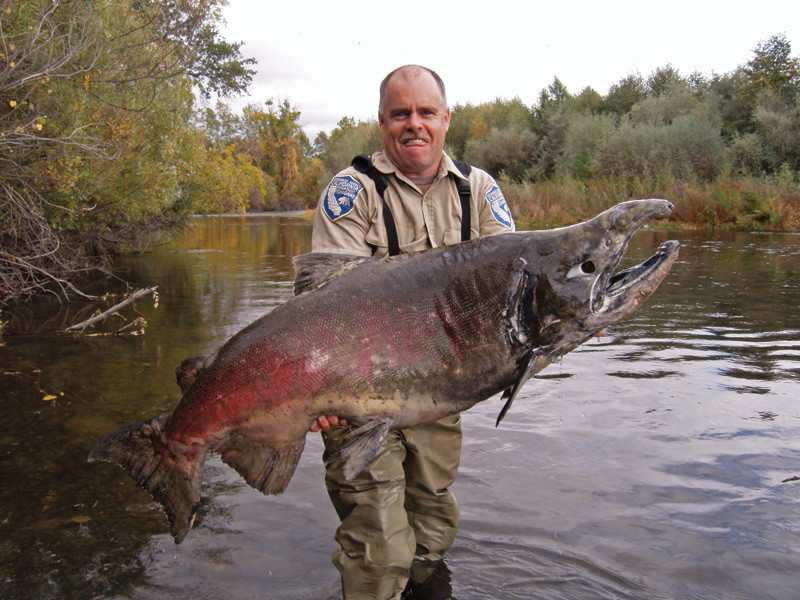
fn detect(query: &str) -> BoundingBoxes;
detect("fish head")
[520,199,679,353]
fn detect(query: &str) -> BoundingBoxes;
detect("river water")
[1,213,799,600]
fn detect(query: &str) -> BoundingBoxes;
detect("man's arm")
[470,168,516,236]
[307,171,376,431]
[311,171,374,256]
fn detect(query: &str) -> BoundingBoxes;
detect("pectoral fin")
[339,417,393,480]
[496,388,517,427]
[496,350,550,426]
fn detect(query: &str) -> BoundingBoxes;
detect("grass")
[502,175,800,232]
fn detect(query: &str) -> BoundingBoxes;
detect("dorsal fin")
[292,253,374,295]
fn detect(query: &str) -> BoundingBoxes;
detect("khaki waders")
[322,414,462,600]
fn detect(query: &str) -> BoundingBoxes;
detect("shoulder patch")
[322,175,363,221]
[485,185,513,228]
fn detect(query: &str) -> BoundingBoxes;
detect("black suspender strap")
[350,154,473,257]
[452,160,472,243]
[352,154,400,256]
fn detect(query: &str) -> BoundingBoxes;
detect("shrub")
[724,133,764,176]
[464,126,538,181]
[556,113,616,179]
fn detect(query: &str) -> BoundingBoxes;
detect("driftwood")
[62,287,158,334]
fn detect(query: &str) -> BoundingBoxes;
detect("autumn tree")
[0,0,254,305]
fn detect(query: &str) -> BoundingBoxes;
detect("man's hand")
[310,415,348,433]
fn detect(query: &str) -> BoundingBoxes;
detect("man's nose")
[407,111,423,130]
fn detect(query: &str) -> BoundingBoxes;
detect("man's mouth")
[401,137,429,146]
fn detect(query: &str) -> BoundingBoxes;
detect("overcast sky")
[218,0,800,139]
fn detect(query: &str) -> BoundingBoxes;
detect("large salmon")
[89,199,679,543]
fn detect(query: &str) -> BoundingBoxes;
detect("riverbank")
[501,175,800,232]
[297,175,800,233]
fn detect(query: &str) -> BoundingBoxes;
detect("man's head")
[378,65,450,178]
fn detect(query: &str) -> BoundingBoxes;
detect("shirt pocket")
[366,223,425,255]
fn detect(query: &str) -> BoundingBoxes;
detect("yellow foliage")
[468,114,488,141]
[192,144,267,214]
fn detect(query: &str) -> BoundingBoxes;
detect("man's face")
[379,71,450,178]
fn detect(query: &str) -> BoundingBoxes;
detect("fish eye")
[566,260,598,279]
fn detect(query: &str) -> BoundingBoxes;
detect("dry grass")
[504,176,800,232]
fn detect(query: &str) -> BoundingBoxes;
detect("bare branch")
[62,286,158,333]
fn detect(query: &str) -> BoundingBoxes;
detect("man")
[310,65,515,600]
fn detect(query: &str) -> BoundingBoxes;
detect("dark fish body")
[89,200,680,543]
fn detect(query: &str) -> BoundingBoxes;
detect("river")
[1,213,799,599]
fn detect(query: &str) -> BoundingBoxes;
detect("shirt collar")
[371,151,466,183]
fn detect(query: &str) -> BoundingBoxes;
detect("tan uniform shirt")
[312,151,514,257]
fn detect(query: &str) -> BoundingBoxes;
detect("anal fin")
[339,417,393,480]
[216,433,306,495]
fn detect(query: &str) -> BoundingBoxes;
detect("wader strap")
[351,154,473,257]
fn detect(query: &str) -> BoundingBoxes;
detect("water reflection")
[1,216,799,599]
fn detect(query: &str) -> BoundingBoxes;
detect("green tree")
[464,126,538,181]
[647,65,687,97]
[556,113,616,179]
[314,116,382,175]
[532,77,571,133]
[744,34,800,105]
[752,91,800,172]
[708,70,753,137]
[198,101,242,150]
[572,86,604,114]
[602,73,647,116]
[449,98,532,159]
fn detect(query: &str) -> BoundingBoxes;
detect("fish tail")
[88,414,203,544]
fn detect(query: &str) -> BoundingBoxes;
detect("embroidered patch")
[322,176,363,221]
[485,185,513,228]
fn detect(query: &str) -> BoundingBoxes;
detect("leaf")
[68,516,91,524]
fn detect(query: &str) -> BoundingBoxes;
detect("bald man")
[310,65,515,600]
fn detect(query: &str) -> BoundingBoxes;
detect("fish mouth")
[607,240,680,297]
[593,239,680,315]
